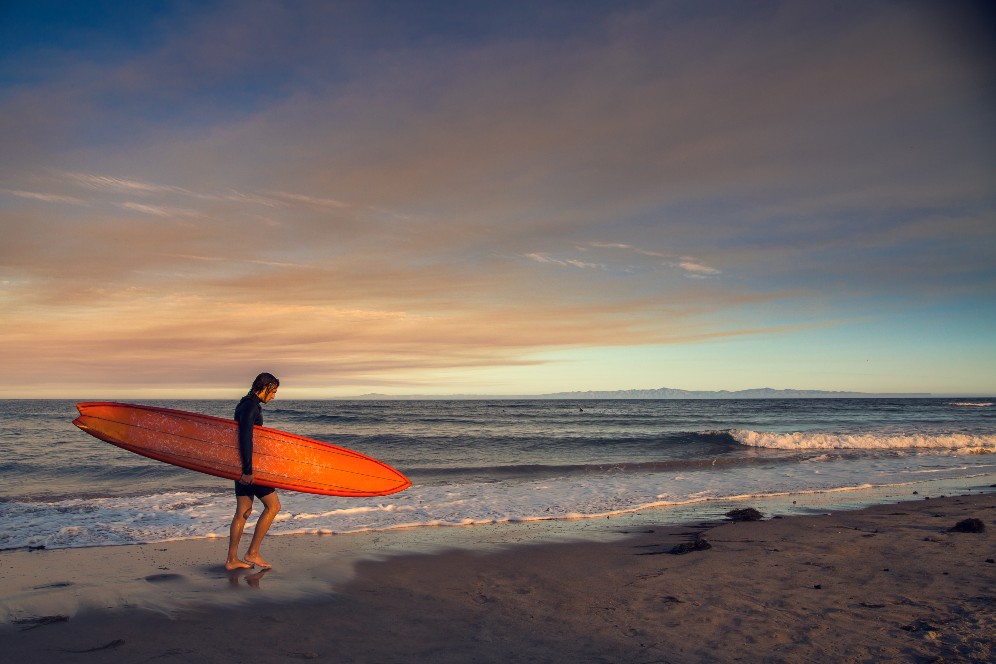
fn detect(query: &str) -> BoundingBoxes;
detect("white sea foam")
[729,429,996,452]
[291,504,417,521]
[947,402,993,408]
[4,451,994,550]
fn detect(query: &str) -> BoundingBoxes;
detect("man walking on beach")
[226,372,281,571]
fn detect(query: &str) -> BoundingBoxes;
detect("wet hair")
[249,372,280,395]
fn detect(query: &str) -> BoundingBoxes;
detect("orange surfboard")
[73,402,411,497]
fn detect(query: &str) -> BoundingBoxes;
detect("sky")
[1,0,994,399]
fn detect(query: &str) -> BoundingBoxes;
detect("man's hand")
[238,473,253,485]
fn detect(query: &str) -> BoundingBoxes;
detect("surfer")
[226,372,282,571]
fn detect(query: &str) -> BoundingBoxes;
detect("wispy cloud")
[59,171,350,211]
[217,191,285,207]
[585,242,670,259]
[265,190,349,209]
[0,189,87,205]
[530,245,722,279]
[64,172,188,195]
[677,259,721,278]
[165,253,312,269]
[524,253,605,270]
[119,202,203,217]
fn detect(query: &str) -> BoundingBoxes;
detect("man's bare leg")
[244,491,280,569]
[226,495,255,570]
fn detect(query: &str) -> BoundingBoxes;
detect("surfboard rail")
[73,402,412,497]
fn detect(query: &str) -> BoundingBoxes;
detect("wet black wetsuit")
[233,393,275,499]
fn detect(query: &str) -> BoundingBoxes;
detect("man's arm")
[235,401,258,479]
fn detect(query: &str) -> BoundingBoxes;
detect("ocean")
[1,398,994,551]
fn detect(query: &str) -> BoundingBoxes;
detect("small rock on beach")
[948,518,985,533]
[726,508,764,522]
[670,538,712,555]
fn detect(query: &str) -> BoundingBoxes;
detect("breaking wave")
[729,429,996,452]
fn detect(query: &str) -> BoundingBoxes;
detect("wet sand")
[2,491,994,663]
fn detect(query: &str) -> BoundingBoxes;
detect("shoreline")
[2,478,994,662]
[6,472,994,554]
[2,475,993,613]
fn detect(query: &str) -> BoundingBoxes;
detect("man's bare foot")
[226,558,253,571]
[244,553,272,569]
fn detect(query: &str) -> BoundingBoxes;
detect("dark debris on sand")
[13,615,69,630]
[901,620,940,633]
[668,538,713,555]
[726,508,764,522]
[635,535,713,556]
[58,639,126,653]
[948,518,986,533]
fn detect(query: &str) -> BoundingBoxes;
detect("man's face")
[260,385,278,403]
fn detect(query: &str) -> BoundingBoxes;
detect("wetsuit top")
[234,393,264,476]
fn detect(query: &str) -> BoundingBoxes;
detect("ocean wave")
[946,402,993,408]
[408,455,792,481]
[3,459,994,550]
[728,429,996,452]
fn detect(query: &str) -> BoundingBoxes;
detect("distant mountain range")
[355,387,933,400]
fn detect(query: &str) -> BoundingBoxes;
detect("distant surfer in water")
[226,372,281,571]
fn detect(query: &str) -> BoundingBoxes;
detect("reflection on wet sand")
[227,567,270,589]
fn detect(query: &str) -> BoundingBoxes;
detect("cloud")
[3,282,802,394]
[39,172,351,220]
[530,244,722,280]
[265,190,349,209]
[60,171,300,208]
[678,259,721,277]
[525,253,604,270]
[584,242,669,259]
[1,1,993,394]
[119,202,203,217]
[64,172,183,195]
[164,254,312,270]
[0,189,87,205]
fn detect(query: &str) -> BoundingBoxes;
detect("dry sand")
[2,492,994,663]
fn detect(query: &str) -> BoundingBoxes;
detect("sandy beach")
[2,490,993,663]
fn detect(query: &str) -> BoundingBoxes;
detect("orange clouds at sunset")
[1,1,994,397]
